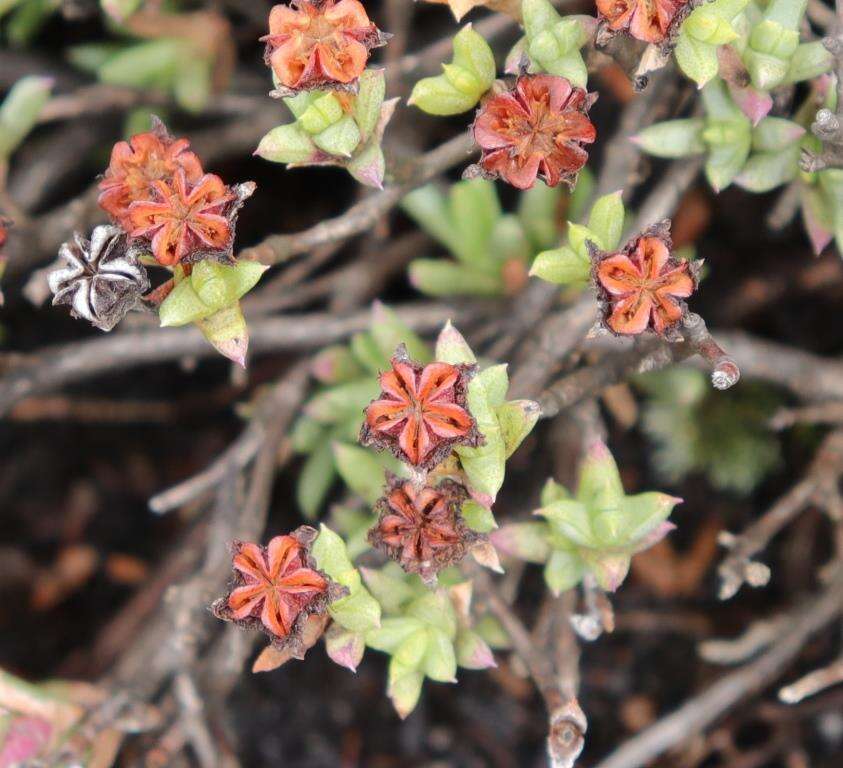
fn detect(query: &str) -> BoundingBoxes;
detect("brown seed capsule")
[49,224,150,332]
[368,475,478,582]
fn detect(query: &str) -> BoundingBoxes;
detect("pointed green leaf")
[423,628,458,682]
[544,549,585,595]
[530,245,590,285]
[477,364,509,407]
[366,617,425,653]
[497,399,540,458]
[435,321,477,365]
[461,500,498,533]
[370,302,431,363]
[537,499,596,548]
[634,119,706,159]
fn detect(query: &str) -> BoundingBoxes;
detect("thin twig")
[718,430,843,600]
[0,302,481,415]
[594,568,843,768]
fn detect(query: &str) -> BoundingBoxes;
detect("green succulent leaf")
[492,521,551,563]
[296,441,336,519]
[530,245,590,285]
[255,123,317,164]
[587,191,625,251]
[544,549,585,595]
[461,500,498,534]
[0,75,52,158]
[634,119,706,159]
[409,260,503,297]
[333,443,390,504]
[423,628,457,682]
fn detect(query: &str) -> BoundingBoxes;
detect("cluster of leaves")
[506,0,594,87]
[636,78,843,254]
[291,303,428,518]
[493,442,682,593]
[67,2,233,113]
[409,24,496,116]
[257,69,395,189]
[635,367,782,495]
[361,564,498,717]
[401,178,572,297]
[634,79,805,193]
[675,0,829,94]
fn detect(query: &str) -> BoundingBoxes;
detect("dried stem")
[717,430,843,600]
[594,568,843,768]
[472,569,587,768]
[801,1,843,171]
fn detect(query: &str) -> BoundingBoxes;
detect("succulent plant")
[493,442,681,594]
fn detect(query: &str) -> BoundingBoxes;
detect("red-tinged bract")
[369,476,475,581]
[360,345,480,470]
[98,119,204,229]
[596,0,690,45]
[213,527,340,655]
[263,0,387,93]
[592,221,698,337]
[128,169,243,267]
[470,75,596,190]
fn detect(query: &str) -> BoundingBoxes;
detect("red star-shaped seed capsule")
[592,221,698,337]
[360,345,480,470]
